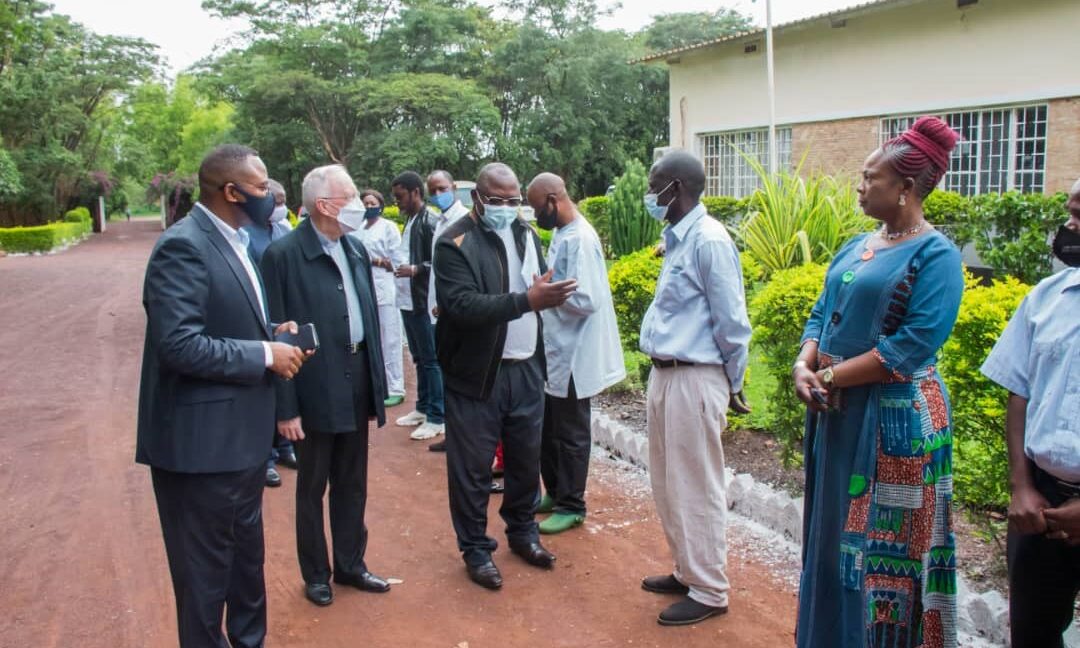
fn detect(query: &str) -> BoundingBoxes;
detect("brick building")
[636,0,1080,198]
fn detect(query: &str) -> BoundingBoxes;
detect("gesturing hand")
[278,417,305,442]
[526,268,577,311]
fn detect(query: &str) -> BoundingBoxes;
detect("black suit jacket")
[260,218,387,431]
[404,207,436,308]
[136,205,275,473]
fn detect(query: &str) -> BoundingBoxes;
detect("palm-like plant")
[738,152,873,278]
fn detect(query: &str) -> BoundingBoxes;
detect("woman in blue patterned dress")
[793,116,964,648]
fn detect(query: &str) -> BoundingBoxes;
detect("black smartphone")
[276,323,319,352]
[811,388,828,406]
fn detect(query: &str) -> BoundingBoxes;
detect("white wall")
[668,0,1080,145]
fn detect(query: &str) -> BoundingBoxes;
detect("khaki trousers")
[647,364,731,608]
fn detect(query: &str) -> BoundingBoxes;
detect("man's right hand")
[1009,484,1050,535]
[269,342,305,379]
[278,417,305,442]
[527,268,577,311]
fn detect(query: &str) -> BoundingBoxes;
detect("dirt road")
[0,220,796,647]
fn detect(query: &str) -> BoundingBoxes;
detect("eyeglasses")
[480,194,523,207]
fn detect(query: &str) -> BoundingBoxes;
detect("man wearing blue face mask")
[432,162,578,590]
[638,151,752,627]
[260,164,390,607]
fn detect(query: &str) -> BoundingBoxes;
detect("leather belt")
[501,356,531,366]
[346,342,366,355]
[651,357,695,369]
[1053,477,1080,500]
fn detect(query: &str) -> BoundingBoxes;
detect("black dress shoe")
[641,574,690,595]
[509,541,556,569]
[277,451,298,469]
[334,571,391,593]
[466,560,503,590]
[657,597,727,626]
[265,466,282,487]
[428,439,446,452]
[490,480,504,494]
[304,583,333,606]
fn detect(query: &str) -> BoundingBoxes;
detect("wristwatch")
[821,365,835,387]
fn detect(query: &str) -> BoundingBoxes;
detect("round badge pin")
[861,249,875,262]
[842,270,856,284]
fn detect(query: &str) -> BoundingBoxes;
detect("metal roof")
[631,0,927,64]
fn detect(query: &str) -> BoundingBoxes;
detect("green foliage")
[965,191,1068,284]
[922,190,975,247]
[740,250,764,292]
[607,246,663,351]
[702,195,748,227]
[748,263,828,466]
[609,350,652,394]
[63,207,91,224]
[739,157,874,278]
[941,274,1031,508]
[643,8,754,52]
[0,145,22,199]
[578,195,611,256]
[729,345,776,432]
[382,205,402,226]
[536,226,553,251]
[609,159,661,258]
[0,221,89,253]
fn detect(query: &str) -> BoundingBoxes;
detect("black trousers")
[540,376,592,516]
[151,465,266,648]
[445,355,544,566]
[1008,467,1080,648]
[294,350,373,585]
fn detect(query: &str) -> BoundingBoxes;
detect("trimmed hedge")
[702,195,749,226]
[579,196,611,256]
[0,221,89,253]
[64,206,92,224]
[608,246,663,351]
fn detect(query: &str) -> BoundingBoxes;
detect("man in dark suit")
[137,144,307,648]
[260,164,390,607]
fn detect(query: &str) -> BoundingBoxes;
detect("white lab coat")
[428,200,470,323]
[350,217,406,396]
[541,215,625,399]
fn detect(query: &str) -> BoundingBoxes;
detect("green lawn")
[730,344,775,431]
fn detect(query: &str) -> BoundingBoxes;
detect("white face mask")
[334,197,367,233]
[269,204,288,223]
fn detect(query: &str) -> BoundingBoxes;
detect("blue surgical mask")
[643,181,676,222]
[480,204,518,231]
[364,206,383,220]
[432,191,454,211]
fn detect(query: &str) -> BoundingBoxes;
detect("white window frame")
[697,127,793,198]
[879,104,1047,195]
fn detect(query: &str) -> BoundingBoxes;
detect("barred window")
[698,127,792,198]
[880,105,1047,195]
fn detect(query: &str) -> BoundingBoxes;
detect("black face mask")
[231,184,276,228]
[536,197,558,231]
[1053,224,1080,267]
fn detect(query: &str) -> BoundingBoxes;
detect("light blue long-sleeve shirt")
[981,267,1080,482]
[315,228,365,344]
[639,203,751,392]
[541,215,625,399]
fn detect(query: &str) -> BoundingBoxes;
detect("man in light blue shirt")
[637,151,751,627]
[527,173,626,536]
[981,178,1080,648]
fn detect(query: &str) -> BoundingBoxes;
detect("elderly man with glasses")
[432,162,577,590]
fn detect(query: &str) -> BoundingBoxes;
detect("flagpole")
[765,0,778,176]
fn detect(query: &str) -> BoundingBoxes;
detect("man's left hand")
[729,391,751,415]
[1043,498,1080,546]
[394,264,416,278]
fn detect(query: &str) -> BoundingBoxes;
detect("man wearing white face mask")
[260,164,391,607]
[432,162,578,590]
[245,178,299,486]
[638,151,751,627]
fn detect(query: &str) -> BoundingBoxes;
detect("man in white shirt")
[526,172,625,534]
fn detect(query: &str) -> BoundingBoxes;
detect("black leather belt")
[346,342,366,355]
[1053,477,1080,499]
[501,356,531,366]
[651,357,695,369]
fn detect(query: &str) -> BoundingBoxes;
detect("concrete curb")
[591,409,1012,647]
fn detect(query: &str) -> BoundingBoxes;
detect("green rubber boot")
[384,395,405,407]
[537,493,555,515]
[539,512,585,535]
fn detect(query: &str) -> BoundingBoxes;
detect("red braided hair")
[883,116,960,198]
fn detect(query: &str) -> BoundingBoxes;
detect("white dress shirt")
[495,225,539,360]
[428,200,470,322]
[197,203,273,367]
[396,215,415,311]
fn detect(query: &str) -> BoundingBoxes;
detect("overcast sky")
[49,0,857,76]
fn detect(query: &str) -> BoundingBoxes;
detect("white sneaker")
[410,422,445,441]
[396,410,426,427]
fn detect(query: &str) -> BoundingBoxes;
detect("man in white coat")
[526,172,625,534]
